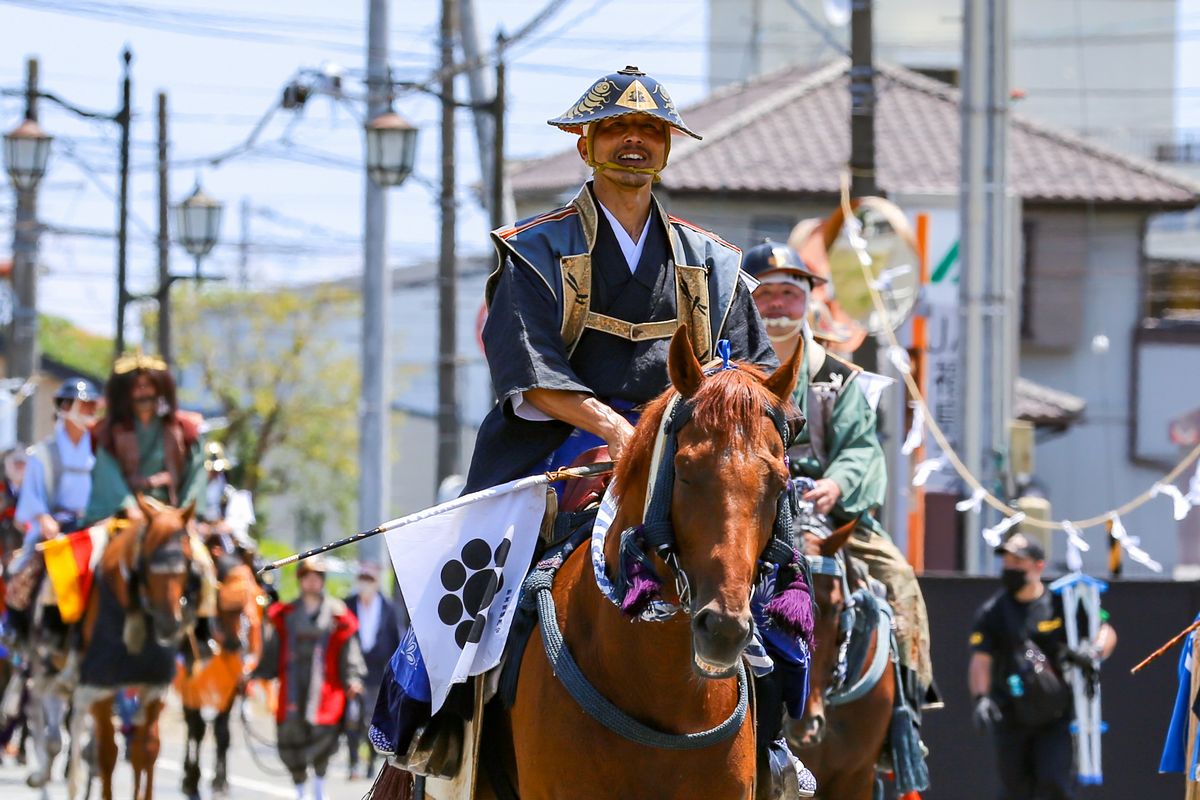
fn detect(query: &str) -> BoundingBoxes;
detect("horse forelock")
[613,362,786,512]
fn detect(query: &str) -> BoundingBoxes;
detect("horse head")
[109,495,203,648]
[612,326,805,679]
[793,519,857,747]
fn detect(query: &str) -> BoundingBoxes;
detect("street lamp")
[174,183,224,277]
[4,117,51,192]
[365,110,418,187]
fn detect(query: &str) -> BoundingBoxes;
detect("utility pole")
[239,197,250,290]
[849,0,878,197]
[491,36,506,234]
[156,91,171,362]
[359,0,390,563]
[11,58,40,444]
[114,48,132,357]
[437,0,461,486]
[960,0,1012,573]
[457,0,494,221]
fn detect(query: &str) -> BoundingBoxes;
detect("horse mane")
[612,361,780,510]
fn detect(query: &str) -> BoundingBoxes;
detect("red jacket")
[267,598,359,726]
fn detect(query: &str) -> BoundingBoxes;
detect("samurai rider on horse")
[7,376,100,790]
[368,67,820,797]
[746,242,937,785]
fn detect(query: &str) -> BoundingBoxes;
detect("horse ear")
[134,492,155,521]
[818,517,858,558]
[180,499,197,525]
[763,338,805,404]
[667,325,704,398]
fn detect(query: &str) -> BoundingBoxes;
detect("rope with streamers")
[838,175,1200,535]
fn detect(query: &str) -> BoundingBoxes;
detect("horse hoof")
[26,771,48,789]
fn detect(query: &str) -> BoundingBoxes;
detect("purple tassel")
[620,556,663,617]
[763,558,816,646]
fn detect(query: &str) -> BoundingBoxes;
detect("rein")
[524,348,810,750]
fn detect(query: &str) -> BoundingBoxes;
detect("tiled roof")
[1015,377,1087,430]
[511,60,1200,209]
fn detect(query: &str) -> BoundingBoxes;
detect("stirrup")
[392,716,463,779]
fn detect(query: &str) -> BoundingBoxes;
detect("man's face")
[1001,552,1043,584]
[131,374,159,414]
[299,571,325,598]
[61,399,98,426]
[754,281,810,324]
[578,114,669,189]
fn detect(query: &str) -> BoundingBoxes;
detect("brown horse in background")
[175,540,265,800]
[68,495,207,800]
[499,326,805,800]
[790,523,895,800]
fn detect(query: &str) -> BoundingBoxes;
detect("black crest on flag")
[437,537,512,649]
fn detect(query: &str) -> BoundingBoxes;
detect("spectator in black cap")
[967,533,1117,799]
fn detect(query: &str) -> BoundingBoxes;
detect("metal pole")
[359,0,391,565]
[987,0,1013,504]
[156,91,171,363]
[456,0,496,222]
[491,40,506,233]
[238,197,250,290]
[114,47,132,357]
[960,0,989,573]
[849,0,878,198]
[11,58,40,444]
[436,0,461,487]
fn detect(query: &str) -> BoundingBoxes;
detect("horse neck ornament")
[591,389,800,628]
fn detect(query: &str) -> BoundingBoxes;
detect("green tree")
[38,314,111,378]
[167,284,360,529]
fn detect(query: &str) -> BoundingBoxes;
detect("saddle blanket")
[79,579,177,688]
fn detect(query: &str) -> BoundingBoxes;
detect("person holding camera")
[968,534,1117,799]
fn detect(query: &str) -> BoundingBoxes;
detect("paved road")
[0,695,378,800]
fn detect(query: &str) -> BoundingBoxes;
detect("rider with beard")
[745,241,937,720]
[969,534,1117,800]
[84,353,206,524]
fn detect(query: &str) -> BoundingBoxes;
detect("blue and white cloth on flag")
[382,480,547,713]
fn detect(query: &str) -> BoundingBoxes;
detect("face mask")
[1000,568,1029,594]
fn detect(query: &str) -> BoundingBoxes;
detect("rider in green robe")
[85,353,206,524]
[745,241,935,701]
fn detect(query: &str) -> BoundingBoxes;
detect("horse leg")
[181,707,204,800]
[130,697,163,800]
[91,698,117,800]
[212,703,233,797]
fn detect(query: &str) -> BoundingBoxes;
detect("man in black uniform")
[968,534,1117,799]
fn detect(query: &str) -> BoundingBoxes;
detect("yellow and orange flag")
[41,524,109,623]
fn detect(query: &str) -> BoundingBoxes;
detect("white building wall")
[1019,210,1179,576]
[706,0,1178,159]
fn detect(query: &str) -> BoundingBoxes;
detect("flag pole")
[257,462,616,574]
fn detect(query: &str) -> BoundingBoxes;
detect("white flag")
[384,482,546,712]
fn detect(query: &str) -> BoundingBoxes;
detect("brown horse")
[499,326,805,800]
[68,495,207,800]
[175,538,264,800]
[790,523,895,800]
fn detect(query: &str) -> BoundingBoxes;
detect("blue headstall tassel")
[717,339,734,371]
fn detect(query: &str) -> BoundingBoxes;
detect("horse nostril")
[695,609,750,649]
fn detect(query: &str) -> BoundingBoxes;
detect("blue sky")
[0,0,709,336]
[2,0,1199,338]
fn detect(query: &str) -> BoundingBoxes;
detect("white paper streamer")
[1062,520,1091,553]
[901,402,925,456]
[1152,482,1192,521]
[887,346,913,375]
[1066,539,1084,573]
[912,456,946,488]
[1188,460,1200,506]
[1108,514,1163,573]
[956,486,988,514]
[844,216,873,267]
[870,263,914,291]
[981,512,1025,548]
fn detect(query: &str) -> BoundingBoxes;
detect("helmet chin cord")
[584,123,670,182]
[763,316,804,344]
